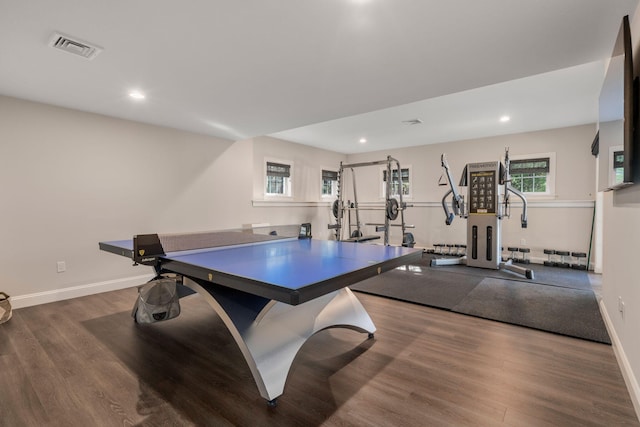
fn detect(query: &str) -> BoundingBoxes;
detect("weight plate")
[332,200,340,219]
[386,198,399,220]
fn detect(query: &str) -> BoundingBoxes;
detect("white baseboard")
[599,299,640,422]
[10,274,154,310]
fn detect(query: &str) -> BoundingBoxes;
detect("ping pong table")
[99,226,422,405]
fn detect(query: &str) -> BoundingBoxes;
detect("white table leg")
[183,278,375,404]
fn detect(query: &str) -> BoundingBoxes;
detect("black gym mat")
[350,267,482,310]
[452,278,611,344]
[352,253,611,344]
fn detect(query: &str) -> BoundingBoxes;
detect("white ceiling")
[0,0,637,154]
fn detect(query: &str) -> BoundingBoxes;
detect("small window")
[321,169,338,197]
[382,167,411,198]
[509,157,551,195]
[613,150,624,186]
[266,161,292,197]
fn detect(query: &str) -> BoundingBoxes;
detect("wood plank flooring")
[0,287,638,426]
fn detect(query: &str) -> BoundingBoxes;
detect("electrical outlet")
[57,261,66,273]
[520,238,526,245]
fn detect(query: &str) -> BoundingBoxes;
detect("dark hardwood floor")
[0,287,637,426]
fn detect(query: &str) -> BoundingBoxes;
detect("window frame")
[380,165,412,199]
[609,145,625,188]
[264,158,294,198]
[320,168,339,199]
[506,152,555,198]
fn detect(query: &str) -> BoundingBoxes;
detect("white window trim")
[264,157,294,199]
[380,164,412,200]
[506,152,556,199]
[320,166,339,200]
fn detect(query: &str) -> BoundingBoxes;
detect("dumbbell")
[571,252,587,270]
[555,250,571,268]
[443,243,451,255]
[507,247,519,262]
[543,249,555,266]
[518,248,531,264]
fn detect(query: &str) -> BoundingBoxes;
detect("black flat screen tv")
[598,15,637,191]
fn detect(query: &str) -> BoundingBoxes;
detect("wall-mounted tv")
[597,15,637,191]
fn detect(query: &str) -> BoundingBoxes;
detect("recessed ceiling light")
[500,115,510,123]
[129,91,145,100]
[359,138,367,144]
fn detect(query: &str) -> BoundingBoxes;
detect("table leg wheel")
[368,333,375,339]
[267,399,278,408]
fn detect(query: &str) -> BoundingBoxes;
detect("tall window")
[266,161,292,196]
[382,167,411,198]
[613,150,624,185]
[321,169,338,197]
[509,157,550,194]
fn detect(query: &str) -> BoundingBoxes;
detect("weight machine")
[432,149,534,279]
[328,156,415,246]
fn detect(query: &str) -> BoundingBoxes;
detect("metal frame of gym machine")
[432,148,534,279]
[328,155,414,246]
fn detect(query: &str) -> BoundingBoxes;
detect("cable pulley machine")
[328,156,415,246]
[432,149,534,279]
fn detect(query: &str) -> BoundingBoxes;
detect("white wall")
[0,96,344,307]
[250,135,347,241]
[597,7,640,418]
[3,94,596,308]
[344,124,597,257]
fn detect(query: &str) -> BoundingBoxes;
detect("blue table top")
[100,238,422,304]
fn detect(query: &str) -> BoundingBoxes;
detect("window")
[265,161,292,196]
[321,169,338,197]
[613,150,624,186]
[382,167,411,198]
[508,156,552,195]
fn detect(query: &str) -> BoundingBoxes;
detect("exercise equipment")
[543,249,555,266]
[431,149,534,279]
[328,156,414,246]
[571,252,588,270]
[555,250,571,268]
[517,247,531,264]
[402,232,416,248]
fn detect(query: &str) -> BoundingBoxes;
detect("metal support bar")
[341,159,395,168]
[329,155,412,247]
[366,223,415,228]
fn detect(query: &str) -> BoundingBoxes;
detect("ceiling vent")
[402,118,423,125]
[48,32,103,60]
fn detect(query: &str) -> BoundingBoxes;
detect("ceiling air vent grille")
[48,32,103,60]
